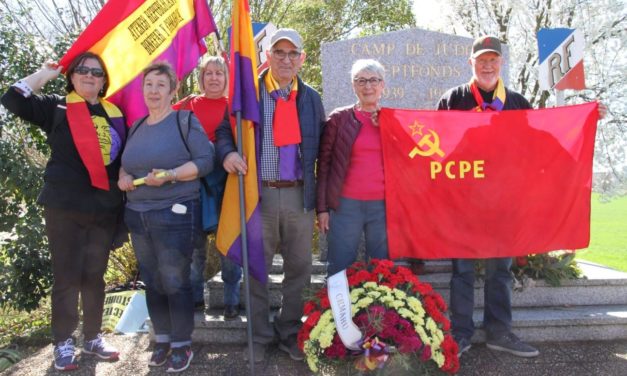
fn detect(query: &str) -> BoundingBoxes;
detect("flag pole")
[235,110,256,374]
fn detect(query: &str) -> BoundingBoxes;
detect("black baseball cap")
[471,35,502,58]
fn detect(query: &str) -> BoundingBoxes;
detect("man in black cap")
[436,35,540,358]
[216,27,325,363]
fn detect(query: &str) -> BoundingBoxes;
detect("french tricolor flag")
[537,28,586,91]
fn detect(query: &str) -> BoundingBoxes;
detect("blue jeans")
[450,257,513,340]
[190,236,207,305]
[326,197,389,276]
[125,199,201,346]
[220,254,242,306]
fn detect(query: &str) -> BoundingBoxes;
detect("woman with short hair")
[316,59,390,276]
[118,61,214,373]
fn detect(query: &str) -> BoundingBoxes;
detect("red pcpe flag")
[379,102,599,259]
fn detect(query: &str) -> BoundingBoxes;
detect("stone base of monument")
[189,255,627,345]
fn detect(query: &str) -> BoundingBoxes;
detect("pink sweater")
[341,110,385,200]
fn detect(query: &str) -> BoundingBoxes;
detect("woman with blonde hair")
[173,55,242,320]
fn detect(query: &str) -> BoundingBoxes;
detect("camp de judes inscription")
[321,28,509,113]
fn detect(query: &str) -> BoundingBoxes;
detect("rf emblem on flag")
[537,28,585,90]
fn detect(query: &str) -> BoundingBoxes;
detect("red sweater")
[173,95,228,142]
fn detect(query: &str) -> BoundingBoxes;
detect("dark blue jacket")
[215,70,325,211]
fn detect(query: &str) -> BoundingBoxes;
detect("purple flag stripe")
[231,52,260,123]
[225,205,266,283]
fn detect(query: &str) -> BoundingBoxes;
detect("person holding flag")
[437,35,605,359]
[216,28,325,363]
[1,53,125,371]
[436,35,539,359]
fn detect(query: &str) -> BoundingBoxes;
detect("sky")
[412,0,470,36]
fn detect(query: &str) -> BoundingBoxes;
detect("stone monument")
[320,28,509,113]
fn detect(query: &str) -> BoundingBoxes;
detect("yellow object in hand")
[132,171,170,186]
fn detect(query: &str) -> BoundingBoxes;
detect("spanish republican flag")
[379,103,599,259]
[60,0,217,126]
[216,0,266,283]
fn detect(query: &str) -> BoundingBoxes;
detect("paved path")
[2,334,626,375]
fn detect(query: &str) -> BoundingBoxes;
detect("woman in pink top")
[316,59,389,276]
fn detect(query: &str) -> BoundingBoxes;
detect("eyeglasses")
[74,66,105,78]
[354,77,383,87]
[271,50,302,61]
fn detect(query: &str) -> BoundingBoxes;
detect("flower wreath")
[298,259,459,374]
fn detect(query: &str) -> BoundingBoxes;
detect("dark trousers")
[124,200,200,346]
[44,207,116,343]
[450,257,513,340]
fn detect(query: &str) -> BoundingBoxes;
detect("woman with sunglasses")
[1,52,125,371]
[316,59,391,276]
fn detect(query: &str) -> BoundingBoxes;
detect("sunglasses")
[74,66,105,78]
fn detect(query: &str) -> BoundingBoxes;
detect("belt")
[262,180,303,188]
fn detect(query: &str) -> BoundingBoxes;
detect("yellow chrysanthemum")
[432,351,445,367]
[319,331,334,348]
[355,296,374,310]
[363,281,377,289]
[393,289,407,300]
[415,325,430,345]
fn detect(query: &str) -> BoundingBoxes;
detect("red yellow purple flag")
[215,0,266,283]
[379,103,599,259]
[59,0,217,126]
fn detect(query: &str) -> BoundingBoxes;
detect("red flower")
[348,269,373,286]
[439,335,460,373]
[324,336,348,359]
[516,256,528,267]
[421,344,431,361]
[303,301,316,315]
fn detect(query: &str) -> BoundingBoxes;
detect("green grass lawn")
[576,193,627,272]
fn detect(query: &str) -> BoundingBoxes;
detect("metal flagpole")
[235,110,255,375]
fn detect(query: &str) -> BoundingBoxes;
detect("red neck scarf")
[65,91,124,190]
[264,71,301,146]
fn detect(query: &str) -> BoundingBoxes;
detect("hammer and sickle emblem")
[408,130,445,158]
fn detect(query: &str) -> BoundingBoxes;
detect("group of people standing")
[2,27,605,373]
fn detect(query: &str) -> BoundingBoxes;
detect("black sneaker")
[148,342,170,367]
[487,332,539,357]
[455,336,472,357]
[53,338,79,371]
[193,301,205,312]
[166,345,193,373]
[278,336,304,361]
[223,304,239,320]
